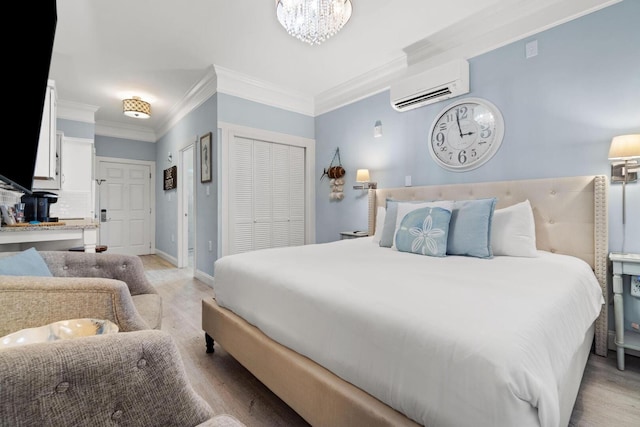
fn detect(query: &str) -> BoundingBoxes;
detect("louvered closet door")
[230,136,305,255]
[253,140,273,251]
[288,145,305,247]
[231,137,254,254]
[272,143,290,248]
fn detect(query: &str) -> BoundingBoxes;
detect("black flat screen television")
[0,1,57,195]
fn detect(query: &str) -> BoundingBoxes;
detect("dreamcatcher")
[320,147,345,201]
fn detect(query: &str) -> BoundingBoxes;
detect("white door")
[98,160,152,255]
[229,136,305,255]
[221,123,316,256]
[179,145,195,270]
[230,137,255,254]
[273,144,305,247]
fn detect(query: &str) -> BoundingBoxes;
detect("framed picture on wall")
[200,132,212,183]
[163,165,177,190]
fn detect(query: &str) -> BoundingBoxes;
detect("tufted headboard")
[367,175,609,356]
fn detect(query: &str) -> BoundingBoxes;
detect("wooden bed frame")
[202,175,609,427]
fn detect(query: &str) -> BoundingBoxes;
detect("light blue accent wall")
[94,135,156,161]
[154,92,313,277]
[57,119,94,139]
[218,93,314,139]
[155,95,217,276]
[315,0,640,255]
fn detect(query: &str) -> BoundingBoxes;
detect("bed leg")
[205,332,215,354]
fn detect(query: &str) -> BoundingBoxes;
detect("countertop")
[0,219,99,232]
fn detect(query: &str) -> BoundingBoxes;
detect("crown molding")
[316,0,619,116]
[214,64,314,117]
[88,0,620,142]
[154,65,219,140]
[56,100,99,123]
[314,56,407,116]
[403,0,621,69]
[94,120,157,143]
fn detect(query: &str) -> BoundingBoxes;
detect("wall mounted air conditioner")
[390,59,469,112]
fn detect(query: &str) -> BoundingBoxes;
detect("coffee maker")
[21,191,59,223]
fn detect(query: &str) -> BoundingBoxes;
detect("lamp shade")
[123,96,151,119]
[356,169,370,182]
[608,134,640,160]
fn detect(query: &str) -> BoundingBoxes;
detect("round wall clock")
[428,97,504,172]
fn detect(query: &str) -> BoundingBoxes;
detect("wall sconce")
[353,169,377,190]
[167,152,173,164]
[374,120,383,138]
[608,134,640,226]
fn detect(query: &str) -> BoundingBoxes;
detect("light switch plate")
[525,40,538,58]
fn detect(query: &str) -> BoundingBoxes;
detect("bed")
[202,175,609,427]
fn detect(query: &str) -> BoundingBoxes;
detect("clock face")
[428,97,504,172]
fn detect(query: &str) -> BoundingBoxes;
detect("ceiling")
[49,0,618,142]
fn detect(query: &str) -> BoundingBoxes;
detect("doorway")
[178,144,195,271]
[96,157,155,255]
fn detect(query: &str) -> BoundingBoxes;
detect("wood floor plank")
[141,255,640,427]
[142,255,308,426]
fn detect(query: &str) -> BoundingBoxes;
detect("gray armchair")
[0,250,245,427]
[0,251,162,336]
[0,329,245,427]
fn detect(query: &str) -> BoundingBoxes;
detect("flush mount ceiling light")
[276,0,353,46]
[123,96,151,119]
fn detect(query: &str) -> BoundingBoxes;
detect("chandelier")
[276,0,353,46]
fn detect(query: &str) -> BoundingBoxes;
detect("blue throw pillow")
[395,207,452,257]
[447,198,497,258]
[379,198,430,248]
[0,247,53,277]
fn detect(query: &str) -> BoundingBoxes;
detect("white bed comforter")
[213,238,604,427]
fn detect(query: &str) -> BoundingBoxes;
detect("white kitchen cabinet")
[61,137,94,192]
[33,131,62,190]
[48,136,95,220]
[33,80,57,180]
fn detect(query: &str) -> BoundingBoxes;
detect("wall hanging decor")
[164,165,177,190]
[428,97,504,172]
[321,147,345,201]
[200,132,212,183]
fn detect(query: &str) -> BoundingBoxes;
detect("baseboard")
[195,269,214,287]
[153,248,177,266]
[151,248,213,287]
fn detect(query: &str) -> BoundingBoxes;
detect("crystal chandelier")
[276,0,353,46]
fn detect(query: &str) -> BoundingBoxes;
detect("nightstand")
[340,231,369,240]
[609,252,640,370]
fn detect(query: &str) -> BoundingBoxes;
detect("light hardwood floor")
[141,255,640,427]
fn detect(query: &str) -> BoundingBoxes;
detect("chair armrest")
[197,415,247,427]
[0,330,215,427]
[0,276,150,336]
[39,251,157,296]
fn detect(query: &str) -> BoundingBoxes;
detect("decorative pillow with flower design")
[379,199,431,248]
[394,206,453,257]
[391,200,454,250]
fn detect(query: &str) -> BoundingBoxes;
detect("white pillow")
[391,201,454,250]
[491,199,538,257]
[372,207,386,244]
